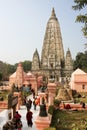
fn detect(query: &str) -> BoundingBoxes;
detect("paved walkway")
[0,94,40,130]
[18,95,40,130]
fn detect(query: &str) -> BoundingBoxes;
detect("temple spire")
[50,8,57,20]
[51,8,56,17]
[32,8,73,80]
[65,48,73,76]
[31,48,40,71]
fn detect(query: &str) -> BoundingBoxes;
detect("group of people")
[26,99,33,127]
[13,89,41,130]
[14,109,33,129]
[14,98,33,129]
[13,95,39,129]
[23,94,40,111]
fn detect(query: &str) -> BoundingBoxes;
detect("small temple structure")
[9,63,43,90]
[70,68,87,92]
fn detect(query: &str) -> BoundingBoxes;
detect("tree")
[0,60,32,81]
[0,72,3,81]
[74,51,87,72]
[72,0,87,37]
[7,64,16,75]
[22,60,31,72]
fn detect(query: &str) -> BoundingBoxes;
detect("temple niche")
[32,8,73,82]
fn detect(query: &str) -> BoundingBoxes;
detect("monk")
[26,108,33,127]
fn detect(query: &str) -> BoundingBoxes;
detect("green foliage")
[0,60,32,81]
[71,123,79,130]
[7,64,16,75]
[72,0,87,10]
[73,52,87,72]
[72,0,87,37]
[21,60,31,72]
[48,105,54,115]
[0,72,3,81]
[0,61,8,80]
[22,90,31,97]
[44,127,56,130]
[0,90,10,100]
[54,99,61,107]
[71,119,87,129]
[50,108,87,130]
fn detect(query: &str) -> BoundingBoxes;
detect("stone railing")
[0,101,8,111]
[60,103,87,110]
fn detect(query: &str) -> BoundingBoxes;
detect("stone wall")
[0,101,8,111]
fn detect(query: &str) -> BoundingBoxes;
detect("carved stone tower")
[32,49,40,71]
[15,63,24,87]
[32,8,73,81]
[65,48,73,76]
[41,8,64,67]
[40,8,65,79]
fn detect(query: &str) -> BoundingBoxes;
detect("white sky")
[0,0,86,65]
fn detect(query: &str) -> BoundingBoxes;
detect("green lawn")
[50,108,87,130]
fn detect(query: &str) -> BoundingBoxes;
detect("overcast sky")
[0,0,86,65]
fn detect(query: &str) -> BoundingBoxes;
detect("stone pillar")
[8,92,13,120]
[35,97,51,130]
[14,92,22,110]
[12,105,16,118]
[35,116,50,130]
[47,82,57,106]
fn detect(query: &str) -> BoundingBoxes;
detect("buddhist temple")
[32,8,73,82]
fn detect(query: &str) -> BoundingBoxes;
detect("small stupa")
[56,88,73,101]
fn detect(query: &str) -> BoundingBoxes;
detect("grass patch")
[74,92,87,103]
[50,108,87,130]
[44,127,56,130]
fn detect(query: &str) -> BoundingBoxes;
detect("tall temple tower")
[32,49,40,71]
[32,8,73,81]
[65,48,73,76]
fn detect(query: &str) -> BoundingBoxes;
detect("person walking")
[26,98,32,110]
[14,111,21,129]
[33,97,37,110]
[26,108,33,127]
